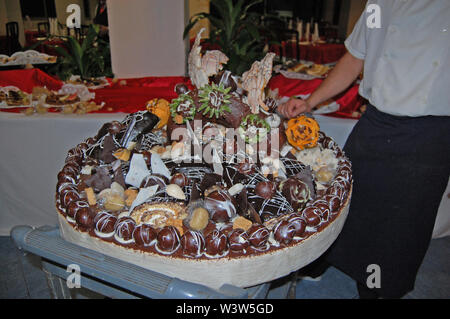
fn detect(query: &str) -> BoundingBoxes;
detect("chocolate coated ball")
[228,229,250,252]
[156,226,180,252]
[75,206,94,229]
[133,224,157,247]
[174,83,189,95]
[114,217,136,241]
[204,190,237,223]
[314,200,331,222]
[247,224,270,248]
[66,200,89,219]
[273,220,296,245]
[170,172,189,188]
[287,213,306,237]
[302,206,321,226]
[280,178,310,211]
[204,230,228,256]
[255,181,275,199]
[60,189,80,208]
[181,230,205,257]
[325,194,341,212]
[108,121,123,134]
[326,184,344,201]
[94,211,117,235]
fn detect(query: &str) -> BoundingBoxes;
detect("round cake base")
[58,190,351,291]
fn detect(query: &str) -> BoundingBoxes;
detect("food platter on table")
[0,50,57,66]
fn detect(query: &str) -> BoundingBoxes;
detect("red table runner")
[0,69,362,118]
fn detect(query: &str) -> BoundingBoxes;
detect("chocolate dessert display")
[56,28,352,290]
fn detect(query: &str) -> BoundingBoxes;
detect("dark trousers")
[322,104,450,298]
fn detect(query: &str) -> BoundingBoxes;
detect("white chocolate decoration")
[125,153,150,188]
[150,153,171,179]
[129,185,159,212]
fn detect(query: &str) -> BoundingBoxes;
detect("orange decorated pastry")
[146,98,170,129]
[285,115,320,150]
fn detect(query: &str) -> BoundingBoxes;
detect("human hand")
[277,98,311,119]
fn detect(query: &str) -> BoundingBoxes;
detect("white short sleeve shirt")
[345,0,450,116]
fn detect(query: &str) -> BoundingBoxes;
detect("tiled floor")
[1,235,449,299]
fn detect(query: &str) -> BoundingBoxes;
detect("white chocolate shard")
[129,185,159,212]
[150,153,171,179]
[188,28,229,89]
[241,52,276,114]
[125,153,150,188]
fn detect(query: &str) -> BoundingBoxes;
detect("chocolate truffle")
[204,230,228,256]
[204,189,237,223]
[255,181,275,199]
[57,173,77,186]
[170,172,189,188]
[114,217,136,242]
[314,200,331,222]
[302,206,321,227]
[75,206,95,230]
[133,224,157,247]
[279,177,310,211]
[108,121,123,135]
[325,194,341,213]
[66,200,90,219]
[326,184,344,201]
[287,213,306,237]
[94,211,117,236]
[60,188,80,208]
[174,83,190,95]
[57,182,77,195]
[60,162,79,178]
[273,220,296,245]
[247,224,270,248]
[156,226,180,253]
[181,230,205,257]
[228,229,250,252]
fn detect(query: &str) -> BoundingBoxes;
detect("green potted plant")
[48,24,113,81]
[183,0,278,76]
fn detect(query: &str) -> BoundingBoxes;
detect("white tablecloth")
[1,112,448,238]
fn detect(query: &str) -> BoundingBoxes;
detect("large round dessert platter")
[55,29,352,290]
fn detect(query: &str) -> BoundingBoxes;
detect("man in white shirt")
[279,0,450,298]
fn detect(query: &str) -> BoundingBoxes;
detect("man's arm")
[278,52,364,118]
